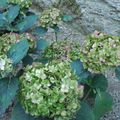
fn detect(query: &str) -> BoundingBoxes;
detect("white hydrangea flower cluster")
[0,55,13,78]
[19,61,84,119]
[8,0,32,8]
[80,31,120,73]
[39,8,62,28]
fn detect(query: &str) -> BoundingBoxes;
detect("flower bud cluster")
[39,8,62,28]
[8,0,32,8]
[80,31,120,73]
[19,61,84,119]
[43,40,81,61]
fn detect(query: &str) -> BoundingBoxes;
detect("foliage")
[80,31,120,73]
[0,1,116,120]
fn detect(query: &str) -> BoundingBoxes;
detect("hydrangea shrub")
[0,1,116,120]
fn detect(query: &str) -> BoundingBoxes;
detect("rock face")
[33,0,120,37]
[76,0,120,36]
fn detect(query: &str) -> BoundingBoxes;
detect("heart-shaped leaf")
[8,40,29,65]
[0,78,19,115]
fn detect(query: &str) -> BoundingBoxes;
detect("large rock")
[33,0,120,37]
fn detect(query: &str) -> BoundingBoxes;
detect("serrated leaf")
[36,39,50,51]
[62,15,74,22]
[75,102,95,120]
[15,15,38,32]
[115,66,120,80]
[0,78,19,115]
[8,40,29,65]
[5,5,20,23]
[33,26,47,37]
[93,92,113,120]
[92,74,108,91]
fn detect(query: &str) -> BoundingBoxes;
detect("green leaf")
[8,40,29,65]
[52,25,60,33]
[0,0,8,9]
[71,60,84,76]
[71,60,92,83]
[62,15,74,22]
[36,39,50,51]
[0,14,7,29]
[33,26,47,37]
[22,55,33,66]
[10,102,35,120]
[15,15,38,32]
[115,66,120,80]
[75,102,95,120]
[92,74,108,91]
[93,92,113,120]
[0,78,19,115]
[5,5,20,23]
[11,102,49,120]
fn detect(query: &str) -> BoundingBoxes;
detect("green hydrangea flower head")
[80,31,120,73]
[43,40,81,61]
[8,0,32,8]
[39,8,62,28]
[0,54,13,78]
[19,61,84,119]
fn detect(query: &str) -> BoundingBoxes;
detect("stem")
[83,89,92,101]
[55,32,58,41]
